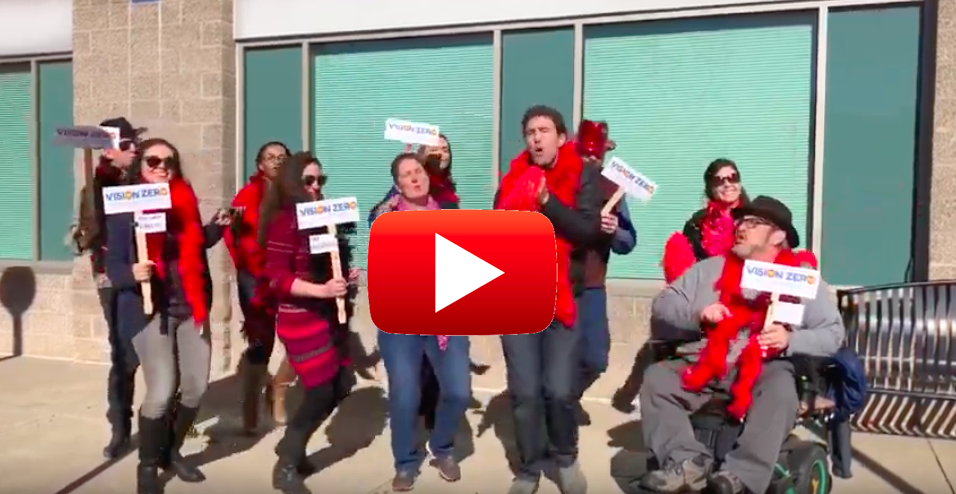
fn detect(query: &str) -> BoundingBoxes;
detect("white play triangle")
[434,233,504,313]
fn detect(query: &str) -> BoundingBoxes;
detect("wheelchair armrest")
[647,338,698,362]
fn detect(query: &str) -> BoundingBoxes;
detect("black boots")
[103,421,132,459]
[136,416,167,494]
[162,405,206,483]
[272,427,315,494]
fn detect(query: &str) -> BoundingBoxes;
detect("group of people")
[72,104,845,494]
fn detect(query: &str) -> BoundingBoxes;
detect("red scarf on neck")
[700,200,738,257]
[496,143,582,327]
[681,249,805,420]
[143,178,208,325]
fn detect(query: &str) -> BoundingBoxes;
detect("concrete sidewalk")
[0,356,953,494]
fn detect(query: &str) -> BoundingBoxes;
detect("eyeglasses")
[261,154,286,164]
[144,156,175,169]
[736,216,773,229]
[302,175,328,187]
[711,173,740,186]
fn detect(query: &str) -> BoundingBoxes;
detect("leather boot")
[163,405,206,483]
[136,415,167,494]
[103,418,132,459]
[272,426,313,494]
[269,358,296,425]
[241,359,270,435]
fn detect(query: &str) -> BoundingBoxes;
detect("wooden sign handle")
[83,149,94,209]
[327,224,347,324]
[601,188,626,216]
[134,212,154,315]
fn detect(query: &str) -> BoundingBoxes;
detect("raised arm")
[611,198,637,255]
[262,211,332,300]
[540,164,602,246]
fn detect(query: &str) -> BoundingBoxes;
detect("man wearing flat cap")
[637,196,845,494]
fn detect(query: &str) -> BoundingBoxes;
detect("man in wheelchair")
[637,197,845,494]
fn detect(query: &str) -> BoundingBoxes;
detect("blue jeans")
[501,321,581,480]
[378,332,471,473]
[576,287,610,397]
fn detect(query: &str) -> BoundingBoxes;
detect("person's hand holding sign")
[600,212,619,234]
[319,277,348,299]
[132,260,155,282]
[700,303,731,324]
[757,323,790,351]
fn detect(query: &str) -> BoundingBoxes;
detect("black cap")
[98,117,147,141]
[731,195,800,249]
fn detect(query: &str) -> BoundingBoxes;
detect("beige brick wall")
[930,0,956,279]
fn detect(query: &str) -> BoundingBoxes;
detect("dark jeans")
[501,321,581,480]
[576,287,610,398]
[237,270,275,366]
[276,367,353,462]
[378,332,471,473]
[99,286,139,432]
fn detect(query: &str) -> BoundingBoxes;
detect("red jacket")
[224,172,268,278]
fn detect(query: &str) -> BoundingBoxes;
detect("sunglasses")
[144,156,175,169]
[118,139,137,152]
[711,173,740,186]
[302,175,328,187]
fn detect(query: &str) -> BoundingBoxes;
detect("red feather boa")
[496,143,582,328]
[681,250,812,420]
[662,233,696,284]
[143,178,208,325]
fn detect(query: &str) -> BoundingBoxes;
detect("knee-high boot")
[162,405,206,483]
[240,357,271,435]
[137,415,168,494]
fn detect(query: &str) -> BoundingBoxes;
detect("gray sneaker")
[557,461,588,494]
[636,455,712,493]
[708,469,744,494]
[507,477,540,494]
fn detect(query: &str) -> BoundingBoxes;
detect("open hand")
[348,268,361,283]
[536,178,549,206]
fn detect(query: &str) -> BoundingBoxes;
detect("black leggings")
[237,270,275,366]
[276,368,354,461]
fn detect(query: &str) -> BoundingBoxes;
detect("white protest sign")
[296,197,360,230]
[54,126,115,149]
[602,157,658,202]
[384,118,440,146]
[309,234,339,254]
[773,302,806,326]
[102,183,172,215]
[741,260,821,300]
[101,126,121,149]
[135,212,167,234]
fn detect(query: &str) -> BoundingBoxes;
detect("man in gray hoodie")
[637,196,844,494]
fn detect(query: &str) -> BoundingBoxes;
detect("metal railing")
[837,281,956,439]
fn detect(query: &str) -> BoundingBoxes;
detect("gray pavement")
[0,356,953,494]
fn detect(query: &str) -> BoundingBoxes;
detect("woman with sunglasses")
[103,139,213,494]
[662,159,750,283]
[258,151,359,493]
[224,141,300,435]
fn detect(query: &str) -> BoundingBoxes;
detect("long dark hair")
[128,138,185,184]
[703,158,750,204]
[257,151,317,247]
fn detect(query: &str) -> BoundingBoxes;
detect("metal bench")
[836,281,956,439]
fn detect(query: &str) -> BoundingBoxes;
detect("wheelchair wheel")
[785,442,831,494]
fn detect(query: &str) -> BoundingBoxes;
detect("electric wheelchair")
[637,341,838,494]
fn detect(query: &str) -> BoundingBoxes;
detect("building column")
[930,0,956,279]
[71,0,240,374]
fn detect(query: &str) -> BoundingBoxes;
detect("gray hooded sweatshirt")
[651,256,845,362]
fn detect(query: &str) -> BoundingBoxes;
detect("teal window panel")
[500,28,575,174]
[821,6,920,286]
[584,14,814,279]
[38,60,74,261]
[243,46,303,180]
[313,35,494,267]
[0,64,35,261]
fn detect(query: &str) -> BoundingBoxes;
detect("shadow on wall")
[0,266,36,360]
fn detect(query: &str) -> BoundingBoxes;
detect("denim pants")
[378,332,471,473]
[99,286,139,432]
[501,321,581,480]
[576,287,610,398]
